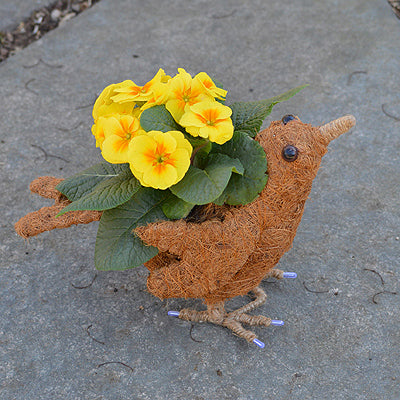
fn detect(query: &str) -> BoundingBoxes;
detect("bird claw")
[264,269,297,280]
[253,338,265,348]
[167,286,284,347]
[167,311,181,317]
[283,272,297,279]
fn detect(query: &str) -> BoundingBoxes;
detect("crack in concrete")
[0,0,101,63]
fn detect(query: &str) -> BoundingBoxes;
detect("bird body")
[136,116,353,305]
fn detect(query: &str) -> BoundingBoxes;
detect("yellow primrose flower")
[92,104,143,149]
[194,72,227,100]
[179,101,234,144]
[128,130,192,190]
[140,81,171,111]
[91,116,107,148]
[111,68,169,104]
[165,68,212,122]
[93,81,135,121]
[100,114,145,163]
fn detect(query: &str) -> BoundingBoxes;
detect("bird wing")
[135,218,192,256]
[135,217,230,257]
[136,207,263,300]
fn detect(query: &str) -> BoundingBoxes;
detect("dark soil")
[0,0,101,63]
[388,0,400,18]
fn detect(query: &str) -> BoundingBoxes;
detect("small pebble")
[51,9,62,21]
[396,237,399,241]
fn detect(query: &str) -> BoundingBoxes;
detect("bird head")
[256,114,356,198]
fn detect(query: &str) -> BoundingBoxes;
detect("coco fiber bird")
[135,114,356,347]
[15,69,355,348]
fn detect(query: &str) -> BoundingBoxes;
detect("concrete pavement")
[0,0,399,399]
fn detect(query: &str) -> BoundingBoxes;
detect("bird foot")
[264,268,297,280]
[168,286,284,348]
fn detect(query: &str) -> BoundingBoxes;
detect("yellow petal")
[141,82,170,110]
[143,163,178,190]
[168,131,193,156]
[102,116,124,139]
[179,110,206,128]
[151,68,168,84]
[92,83,116,119]
[206,121,234,144]
[118,115,135,133]
[129,163,150,187]
[166,98,186,122]
[96,102,135,120]
[111,80,153,103]
[194,72,227,100]
[111,69,169,104]
[170,148,191,181]
[168,74,186,98]
[91,117,107,148]
[176,68,192,87]
[112,91,152,104]
[149,131,177,154]
[198,126,214,139]
[102,135,131,163]
[93,80,135,120]
[185,126,200,137]
[112,80,136,93]
[190,100,232,120]
[129,135,157,173]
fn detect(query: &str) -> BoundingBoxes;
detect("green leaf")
[162,193,194,219]
[57,168,141,215]
[56,162,129,201]
[140,104,183,132]
[230,85,308,137]
[211,131,268,205]
[183,133,208,149]
[192,141,212,169]
[170,153,244,205]
[94,188,169,271]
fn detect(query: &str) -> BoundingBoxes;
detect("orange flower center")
[198,108,219,126]
[144,142,176,169]
[128,82,152,96]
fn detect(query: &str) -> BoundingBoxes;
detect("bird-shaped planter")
[15,69,355,347]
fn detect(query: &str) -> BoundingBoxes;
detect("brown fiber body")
[136,119,331,304]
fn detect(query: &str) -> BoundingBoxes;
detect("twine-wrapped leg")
[230,286,267,316]
[264,268,284,280]
[173,286,279,345]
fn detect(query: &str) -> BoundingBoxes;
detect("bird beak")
[319,115,356,144]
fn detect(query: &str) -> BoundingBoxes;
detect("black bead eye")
[282,114,295,125]
[282,145,298,162]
